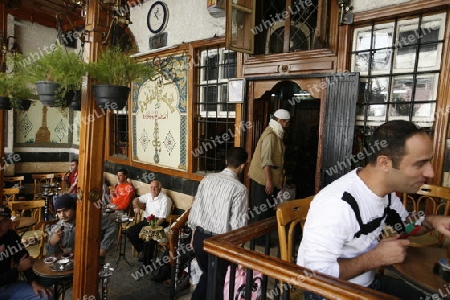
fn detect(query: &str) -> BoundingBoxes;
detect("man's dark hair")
[117,168,128,176]
[226,147,248,168]
[366,120,426,168]
[71,159,78,165]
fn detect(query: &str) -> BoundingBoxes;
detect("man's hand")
[427,215,450,237]
[338,235,409,280]
[49,226,64,245]
[372,235,409,265]
[31,281,52,299]
[265,179,274,195]
[17,254,35,272]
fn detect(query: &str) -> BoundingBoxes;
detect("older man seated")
[126,180,172,262]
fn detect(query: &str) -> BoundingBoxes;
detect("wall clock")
[147,1,169,34]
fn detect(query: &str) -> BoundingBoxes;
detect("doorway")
[247,80,320,198]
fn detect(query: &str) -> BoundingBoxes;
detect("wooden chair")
[276,196,314,263]
[25,219,58,259]
[8,200,46,223]
[276,196,314,298]
[4,175,24,188]
[32,173,55,200]
[53,172,68,192]
[402,184,450,247]
[2,187,20,205]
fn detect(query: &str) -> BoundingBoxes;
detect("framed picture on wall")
[228,78,245,103]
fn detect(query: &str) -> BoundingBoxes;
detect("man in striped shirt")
[188,147,249,300]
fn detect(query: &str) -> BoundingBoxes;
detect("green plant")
[26,45,86,99]
[0,71,35,99]
[88,47,156,86]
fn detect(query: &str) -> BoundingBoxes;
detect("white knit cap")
[273,109,290,120]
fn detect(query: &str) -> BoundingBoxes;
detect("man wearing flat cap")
[47,194,116,264]
[0,206,53,299]
[47,194,77,255]
[248,109,290,232]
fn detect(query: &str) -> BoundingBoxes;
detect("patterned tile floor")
[64,245,193,300]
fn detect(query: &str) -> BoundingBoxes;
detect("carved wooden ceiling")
[1,0,84,29]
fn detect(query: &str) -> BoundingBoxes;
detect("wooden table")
[393,247,449,298]
[33,256,73,299]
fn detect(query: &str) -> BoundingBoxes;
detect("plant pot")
[0,96,12,110]
[68,90,81,111]
[11,99,32,111]
[35,81,61,106]
[93,84,130,110]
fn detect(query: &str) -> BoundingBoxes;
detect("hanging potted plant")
[87,47,156,110]
[26,45,86,107]
[0,69,36,110]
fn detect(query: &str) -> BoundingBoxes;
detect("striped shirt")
[188,168,248,234]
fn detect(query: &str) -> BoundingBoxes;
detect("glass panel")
[353,52,369,73]
[390,75,414,117]
[373,23,394,49]
[418,43,441,69]
[354,27,372,51]
[414,73,438,102]
[369,77,389,103]
[397,18,420,47]
[395,45,417,70]
[367,104,386,117]
[201,86,218,112]
[372,49,391,72]
[222,51,237,79]
[202,52,219,81]
[230,7,253,52]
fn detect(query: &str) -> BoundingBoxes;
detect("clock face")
[147,1,169,34]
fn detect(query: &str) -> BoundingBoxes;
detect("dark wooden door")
[321,73,360,187]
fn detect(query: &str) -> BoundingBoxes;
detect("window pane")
[369,77,389,103]
[353,52,370,73]
[372,49,392,72]
[373,24,394,49]
[222,51,237,79]
[354,27,372,51]
[395,45,417,70]
[201,86,218,112]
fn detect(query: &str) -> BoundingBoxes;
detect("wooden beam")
[72,0,108,298]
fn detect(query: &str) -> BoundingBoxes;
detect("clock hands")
[154,7,160,20]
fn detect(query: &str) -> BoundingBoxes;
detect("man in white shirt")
[126,180,172,260]
[297,120,450,299]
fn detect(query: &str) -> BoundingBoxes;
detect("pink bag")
[223,265,263,300]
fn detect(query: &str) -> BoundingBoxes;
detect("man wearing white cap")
[248,108,290,237]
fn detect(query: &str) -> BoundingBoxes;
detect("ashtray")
[52,259,73,271]
[44,257,57,264]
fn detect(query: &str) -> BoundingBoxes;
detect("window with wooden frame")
[193,46,237,174]
[226,0,329,54]
[351,12,446,166]
[110,109,129,158]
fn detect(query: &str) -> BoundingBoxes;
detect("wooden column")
[0,3,7,201]
[72,0,110,298]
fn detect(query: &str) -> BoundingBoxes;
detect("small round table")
[33,257,73,299]
[139,226,167,266]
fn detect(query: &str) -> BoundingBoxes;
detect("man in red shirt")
[110,168,135,211]
[64,159,78,194]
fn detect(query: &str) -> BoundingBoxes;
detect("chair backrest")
[36,219,59,259]
[32,173,55,199]
[8,200,46,221]
[53,172,68,192]
[4,176,24,188]
[276,196,315,263]
[3,187,20,204]
[402,184,450,245]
